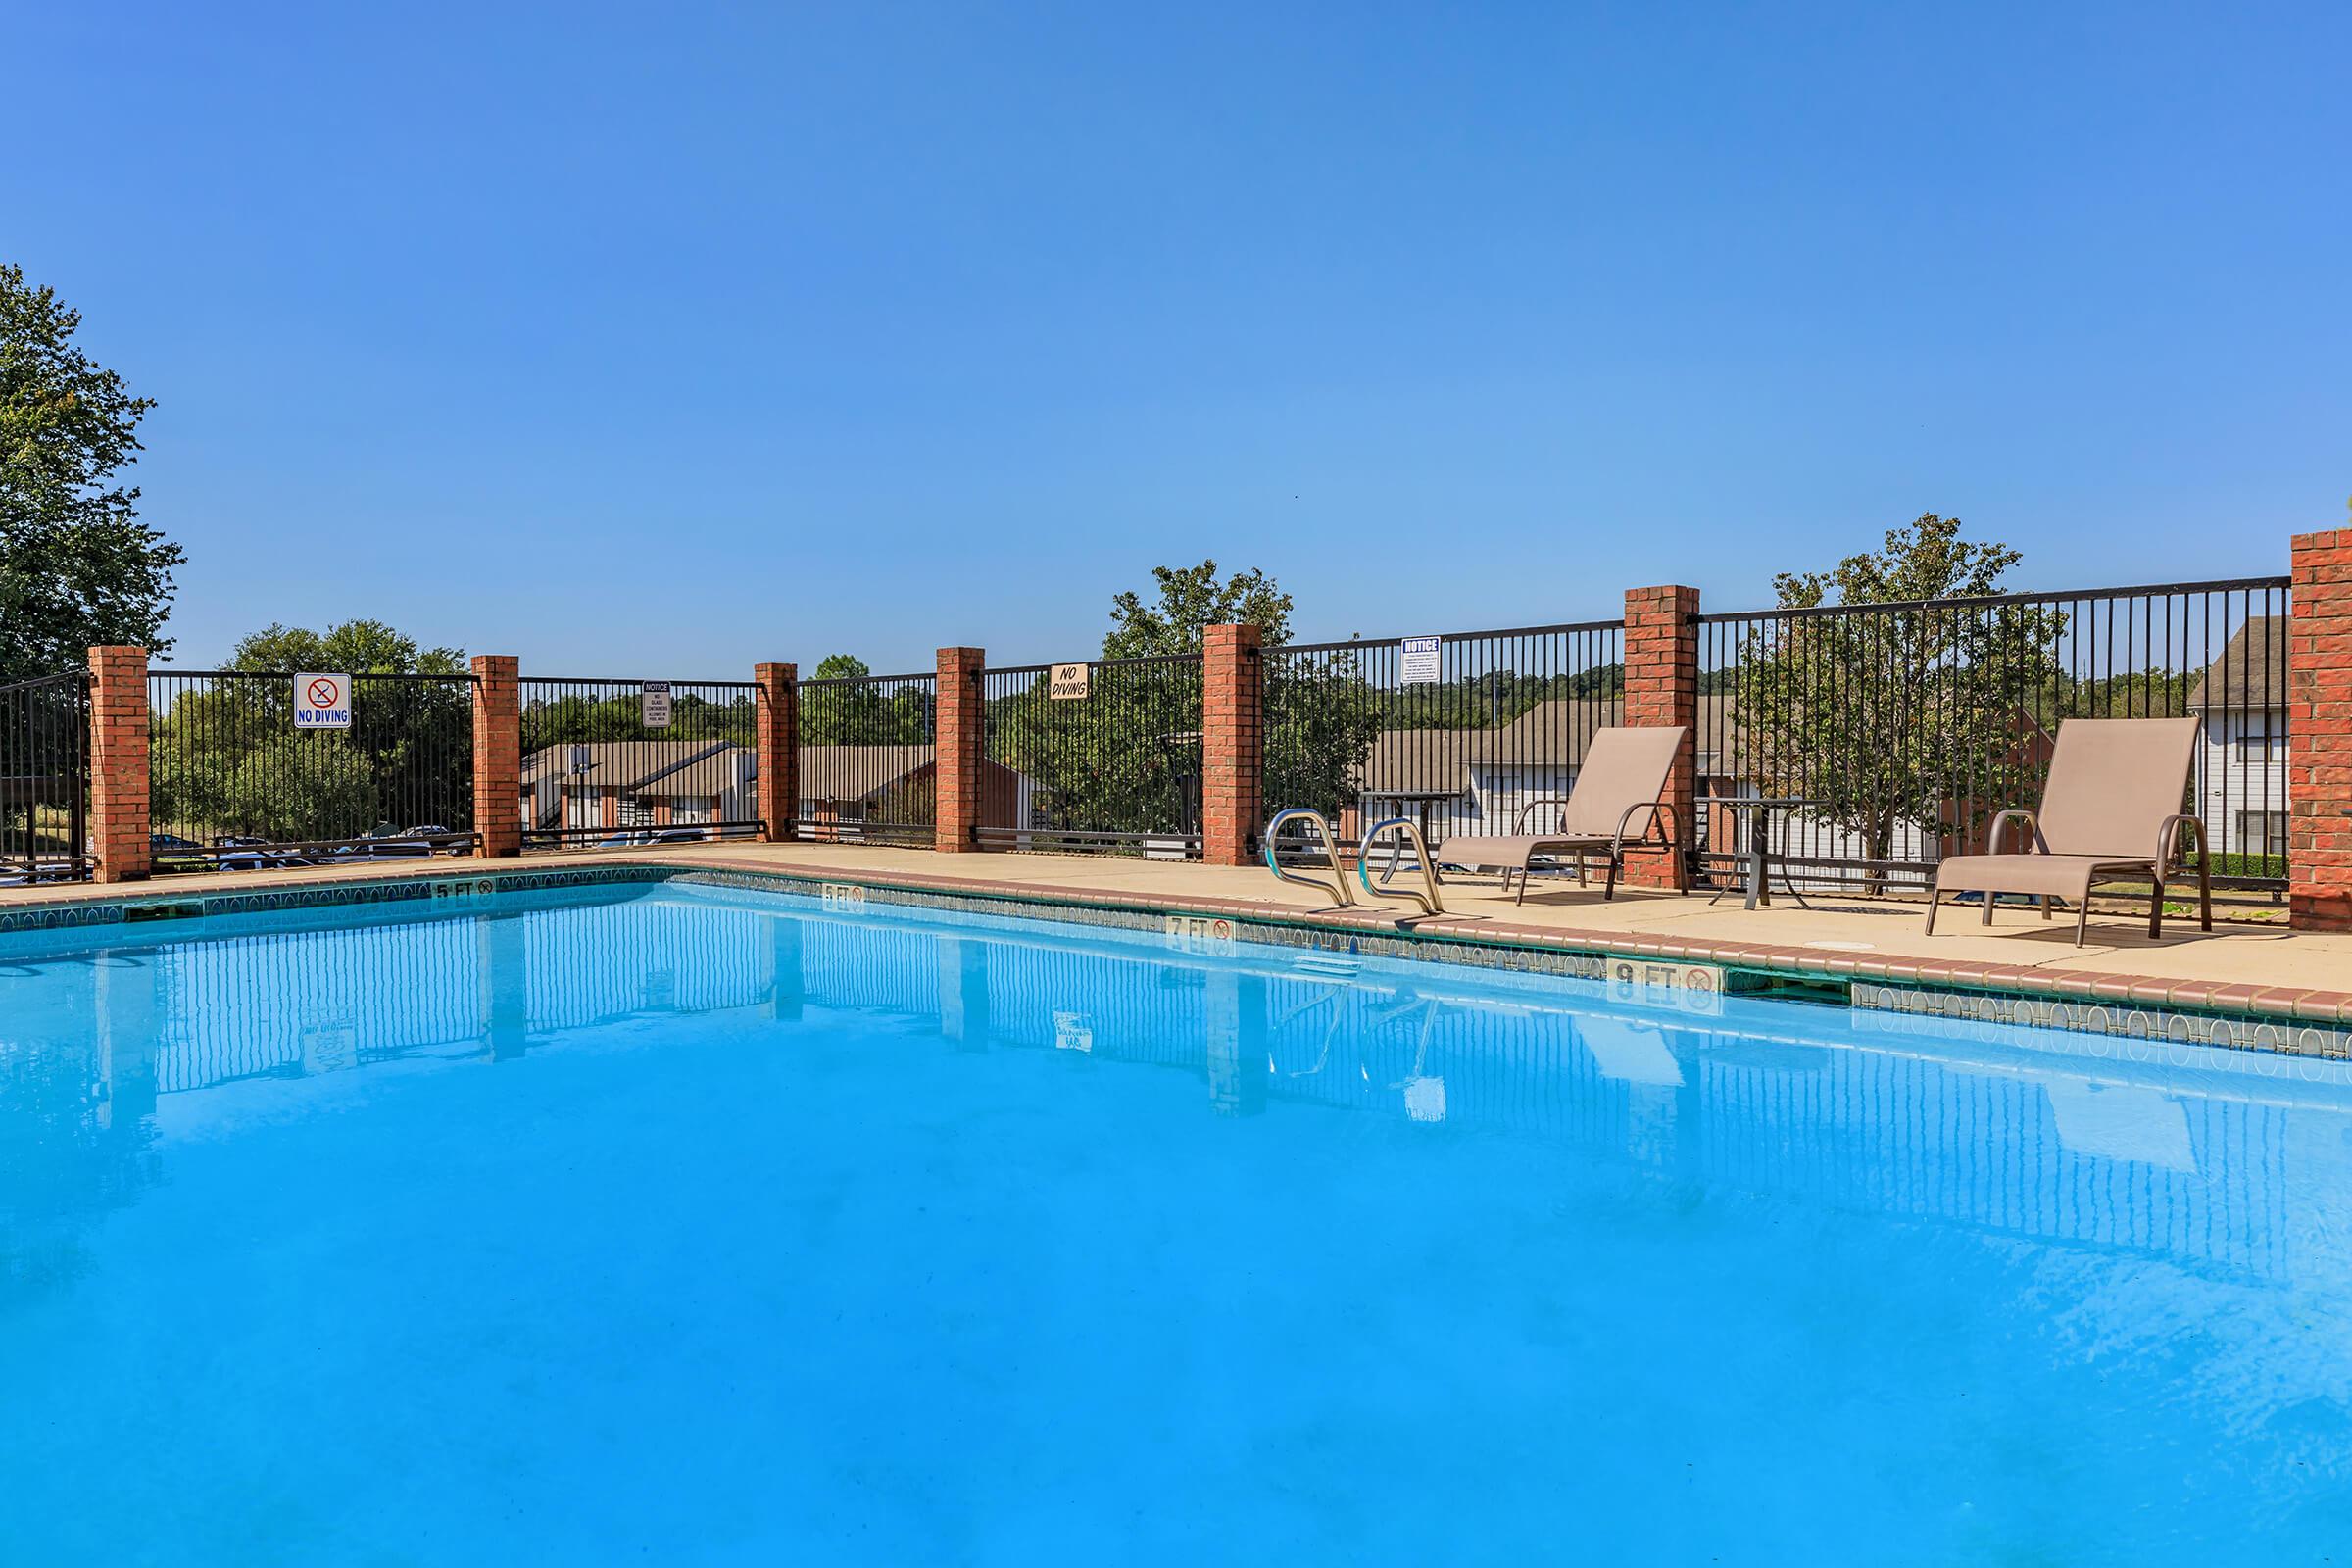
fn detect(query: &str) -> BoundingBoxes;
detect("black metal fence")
[1260,621,1627,849]
[980,656,1202,855]
[147,669,476,870]
[1,670,89,884]
[1692,576,2292,903]
[517,677,761,850]
[146,897,786,1093]
[795,670,938,845]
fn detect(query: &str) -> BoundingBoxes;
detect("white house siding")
[1467,763,1575,837]
[1768,809,1940,887]
[1378,760,1955,894]
[2195,709,2289,858]
[1363,788,1486,843]
[713,751,758,825]
[1694,780,1938,891]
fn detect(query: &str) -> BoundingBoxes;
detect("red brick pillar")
[1621,585,1699,890]
[471,655,521,858]
[755,662,799,842]
[1202,623,1264,866]
[935,647,986,853]
[2290,529,2352,930]
[87,645,151,883]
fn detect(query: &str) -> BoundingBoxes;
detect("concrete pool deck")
[6,839,2347,1030]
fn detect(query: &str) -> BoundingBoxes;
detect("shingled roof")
[2184,617,2286,711]
[523,742,1016,802]
[1356,695,1742,798]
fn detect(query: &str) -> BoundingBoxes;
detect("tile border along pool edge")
[4,857,2349,1064]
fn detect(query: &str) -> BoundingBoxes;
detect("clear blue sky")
[10,2,2347,673]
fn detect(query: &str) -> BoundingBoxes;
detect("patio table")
[1707,797,1822,911]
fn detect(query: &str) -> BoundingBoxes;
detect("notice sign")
[294,673,352,729]
[1399,635,1442,685]
[641,681,672,729]
[1050,662,1091,700]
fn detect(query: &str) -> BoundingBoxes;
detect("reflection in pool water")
[2,883,2348,1562]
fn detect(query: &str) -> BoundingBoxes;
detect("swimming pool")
[3,879,2347,1563]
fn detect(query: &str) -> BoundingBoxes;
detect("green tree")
[152,618,474,843]
[1731,514,2065,892]
[227,619,466,677]
[801,653,929,747]
[980,564,1284,841]
[518,686,757,752]
[1103,561,1293,657]
[1263,646,1388,822]
[988,659,1202,841]
[991,562,1380,842]
[0,264,182,679]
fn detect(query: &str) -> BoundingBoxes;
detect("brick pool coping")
[6,849,2350,1055]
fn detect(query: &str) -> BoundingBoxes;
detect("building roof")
[1359,695,1743,799]
[522,741,753,798]
[1357,728,1482,798]
[1481,695,1740,772]
[523,741,1019,802]
[795,745,940,802]
[2185,617,2286,711]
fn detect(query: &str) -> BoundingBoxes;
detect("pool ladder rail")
[1357,817,1446,916]
[1262,808,1446,917]
[1263,808,1355,907]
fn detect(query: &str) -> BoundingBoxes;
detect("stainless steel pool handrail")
[1263,808,1355,907]
[1357,818,1446,916]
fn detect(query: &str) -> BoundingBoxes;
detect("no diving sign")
[294,672,353,730]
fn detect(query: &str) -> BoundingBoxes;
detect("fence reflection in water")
[15,891,2323,1288]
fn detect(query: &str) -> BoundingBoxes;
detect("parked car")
[347,824,438,860]
[400,825,474,856]
[0,862,86,888]
[210,835,313,871]
[593,826,711,849]
[150,833,209,874]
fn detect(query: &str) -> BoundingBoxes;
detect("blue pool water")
[3,881,2349,1564]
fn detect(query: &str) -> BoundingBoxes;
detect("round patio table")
[1706,797,1822,910]
[1361,791,1460,879]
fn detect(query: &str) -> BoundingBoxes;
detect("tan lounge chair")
[1436,726,1687,904]
[1924,716,2211,947]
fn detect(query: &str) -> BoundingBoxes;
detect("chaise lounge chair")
[1436,726,1688,903]
[1923,716,2210,947]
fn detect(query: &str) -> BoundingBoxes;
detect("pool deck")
[6,840,2348,1027]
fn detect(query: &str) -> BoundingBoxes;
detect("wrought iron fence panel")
[517,676,761,850]
[1261,621,1626,854]
[148,669,476,869]
[795,670,938,845]
[1692,576,2292,904]
[0,670,90,883]
[980,655,1202,855]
